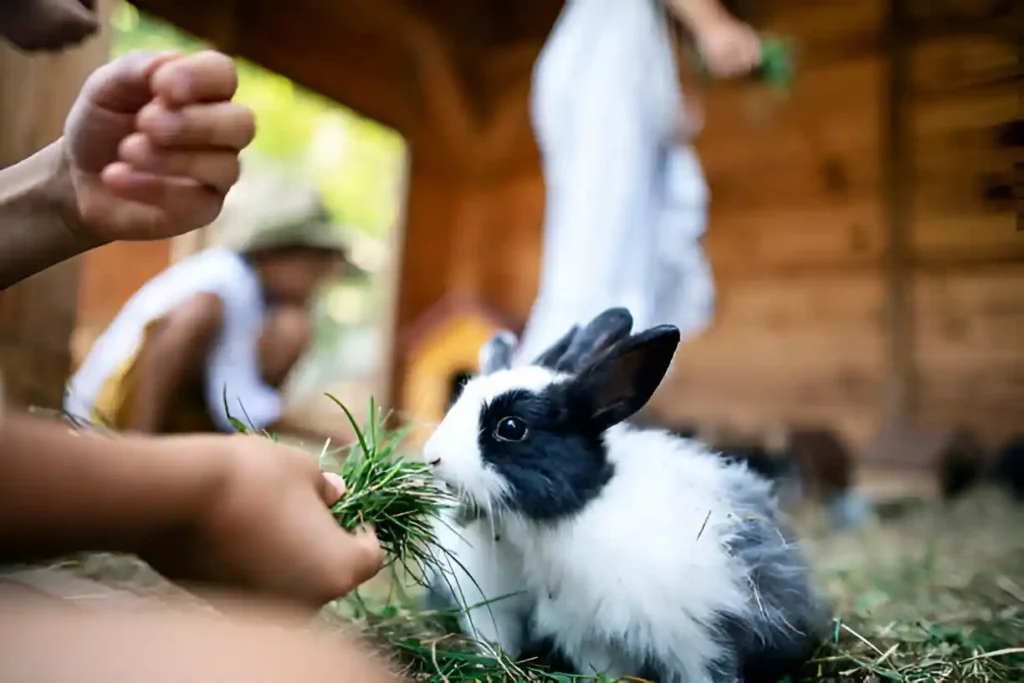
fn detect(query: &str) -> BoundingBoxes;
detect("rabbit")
[423,308,829,683]
[424,310,638,661]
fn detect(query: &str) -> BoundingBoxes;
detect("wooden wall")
[649,0,1022,455]
[0,0,114,410]
[905,7,1020,445]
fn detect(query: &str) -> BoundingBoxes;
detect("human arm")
[267,413,358,452]
[0,50,254,289]
[0,411,385,607]
[126,292,225,434]
[664,0,761,78]
[0,141,97,289]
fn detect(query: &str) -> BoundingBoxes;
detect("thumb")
[81,49,182,114]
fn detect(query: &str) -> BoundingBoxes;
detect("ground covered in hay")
[61,488,1023,682]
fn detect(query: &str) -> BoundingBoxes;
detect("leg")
[257,306,313,389]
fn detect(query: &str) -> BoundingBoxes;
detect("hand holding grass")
[136,432,386,610]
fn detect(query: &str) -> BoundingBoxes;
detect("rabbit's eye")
[494,416,528,442]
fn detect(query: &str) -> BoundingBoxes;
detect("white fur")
[428,510,530,655]
[506,426,762,681]
[425,368,800,682]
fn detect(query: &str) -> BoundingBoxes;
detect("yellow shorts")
[90,321,217,434]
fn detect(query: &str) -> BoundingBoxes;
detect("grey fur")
[479,330,518,375]
[704,466,831,683]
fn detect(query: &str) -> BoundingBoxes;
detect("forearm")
[664,0,732,33]
[0,411,224,564]
[0,140,99,289]
[127,328,194,434]
[127,298,224,434]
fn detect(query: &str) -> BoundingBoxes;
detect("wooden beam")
[0,0,114,410]
[880,0,915,430]
[132,0,419,135]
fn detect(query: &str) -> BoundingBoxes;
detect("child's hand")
[695,17,761,79]
[138,434,385,609]
[62,49,254,245]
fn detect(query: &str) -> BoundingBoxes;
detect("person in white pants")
[515,0,762,363]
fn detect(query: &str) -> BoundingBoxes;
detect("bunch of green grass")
[331,583,624,682]
[223,392,454,583]
[322,395,454,583]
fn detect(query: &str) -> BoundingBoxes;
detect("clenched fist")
[63,49,256,244]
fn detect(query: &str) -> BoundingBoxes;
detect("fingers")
[99,163,223,234]
[137,101,256,150]
[150,50,239,107]
[314,471,385,598]
[82,50,182,113]
[290,505,386,604]
[347,527,387,585]
[118,133,241,194]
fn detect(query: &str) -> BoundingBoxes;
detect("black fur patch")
[704,489,828,683]
[519,633,580,674]
[477,384,614,521]
[707,610,820,683]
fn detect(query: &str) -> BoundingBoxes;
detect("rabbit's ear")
[556,307,634,373]
[532,325,580,369]
[571,325,680,430]
[479,330,518,375]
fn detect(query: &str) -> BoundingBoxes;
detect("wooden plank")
[911,33,1019,98]
[911,88,1018,138]
[706,202,885,273]
[909,46,1018,258]
[768,0,885,43]
[133,0,418,135]
[911,266,1024,441]
[910,212,1024,263]
[879,0,915,430]
[664,274,885,378]
[912,266,1024,356]
[703,147,881,210]
[0,0,114,410]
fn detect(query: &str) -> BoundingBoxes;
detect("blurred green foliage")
[113,3,406,240]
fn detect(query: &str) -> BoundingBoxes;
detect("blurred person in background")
[516,0,762,363]
[64,166,362,446]
[1,6,395,681]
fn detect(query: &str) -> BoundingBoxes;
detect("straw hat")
[206,158,357,263]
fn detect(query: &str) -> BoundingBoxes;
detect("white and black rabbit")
[424,308,829,683]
